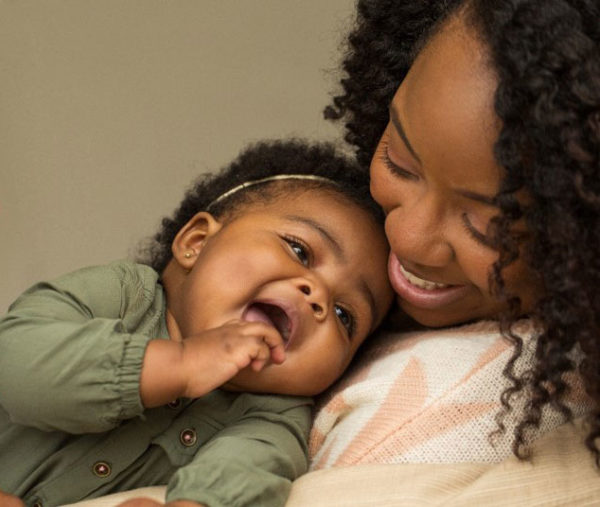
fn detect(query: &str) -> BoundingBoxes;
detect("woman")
[326,0,599,460]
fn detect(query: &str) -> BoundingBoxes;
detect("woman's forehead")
[396,16,503,195]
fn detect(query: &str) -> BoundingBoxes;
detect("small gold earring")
[184,251,194,258]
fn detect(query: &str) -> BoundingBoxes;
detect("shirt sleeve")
[0,262,161,434]
[166,396,312,507]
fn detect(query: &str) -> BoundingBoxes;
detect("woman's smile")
[388,253,470,310]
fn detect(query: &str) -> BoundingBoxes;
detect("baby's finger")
[117,498,163,507]
[269,343,286,364]
[247,335,271,371]
[250,357,267,371]
[258,327,286,364]
[0,491,25,507]
[240,321,286,363]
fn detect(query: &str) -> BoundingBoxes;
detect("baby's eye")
[284,237,310,266]
[334,305,355,338]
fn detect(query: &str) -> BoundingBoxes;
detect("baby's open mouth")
[244,302,292,344]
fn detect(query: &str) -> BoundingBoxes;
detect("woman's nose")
[384,198,454,268]
[297,280,328,320]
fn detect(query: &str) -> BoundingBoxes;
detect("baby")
[0,140,393,507]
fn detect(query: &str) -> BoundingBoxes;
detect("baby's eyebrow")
[284,214,376,332]
[284,215,345,262]
[358,278,377,334]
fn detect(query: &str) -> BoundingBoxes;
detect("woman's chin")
[398,296,488,329]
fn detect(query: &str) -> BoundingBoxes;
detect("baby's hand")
[0,490,24,507]
[117,498,162,507]
[180,320,285,398]
[117,498,206,507]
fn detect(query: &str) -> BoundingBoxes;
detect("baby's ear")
[171,211,222,270]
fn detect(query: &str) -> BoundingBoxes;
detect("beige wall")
[0,0,355,311]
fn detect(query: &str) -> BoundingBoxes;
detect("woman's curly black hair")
[327,0,600,461]
[139,138,384,273]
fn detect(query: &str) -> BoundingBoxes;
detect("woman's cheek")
[502,254,543,313]
[457,243,499,295]
[369,164,392,211]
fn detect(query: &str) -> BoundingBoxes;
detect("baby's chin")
[220,372,328,397]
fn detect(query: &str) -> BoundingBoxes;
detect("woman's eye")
[285,238,310,266]
[381,150,418,181]
[334,305,355,338]
[461,213,494,248]
[379,138,419,181]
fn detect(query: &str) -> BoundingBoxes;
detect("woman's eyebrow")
[389,105,421,163]
[456,189,497,207]
[389,106,497,207]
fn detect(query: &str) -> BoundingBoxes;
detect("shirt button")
[179,428,197,447]
[92,461,112,478]
[33,501,43,507]
[167,399,182,409]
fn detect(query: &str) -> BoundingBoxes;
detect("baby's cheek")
[315,346,350,385]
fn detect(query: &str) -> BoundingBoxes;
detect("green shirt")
[0,261,312,507]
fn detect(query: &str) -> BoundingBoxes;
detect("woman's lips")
[388,253,469,310]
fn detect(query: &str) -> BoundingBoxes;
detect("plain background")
[1,0,357,312]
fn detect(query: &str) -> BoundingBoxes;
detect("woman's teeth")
[399,264,449,290]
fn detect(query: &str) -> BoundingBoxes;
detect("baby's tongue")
[244,304,274,327]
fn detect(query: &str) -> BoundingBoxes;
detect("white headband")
[206,174,338,210]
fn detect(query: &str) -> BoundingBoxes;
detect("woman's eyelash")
[461,213,494,248]
[379,140,419,181]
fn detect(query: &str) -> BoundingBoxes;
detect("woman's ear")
[171,212,222,270]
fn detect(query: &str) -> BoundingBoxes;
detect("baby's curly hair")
[327,0,600,461]
[139,138,384,274]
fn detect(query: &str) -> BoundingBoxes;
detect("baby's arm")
[139,320,286,407]
[0,262,156,433]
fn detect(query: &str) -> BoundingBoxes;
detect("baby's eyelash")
[282,235,312,266]
[334,304,356,339]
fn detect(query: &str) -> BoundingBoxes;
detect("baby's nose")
[296,280,328,320]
